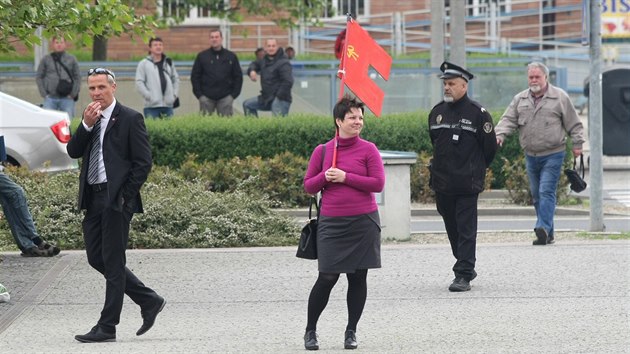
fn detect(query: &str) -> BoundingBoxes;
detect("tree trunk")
[92,36,108,61]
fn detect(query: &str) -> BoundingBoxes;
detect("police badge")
[483,122,493,133]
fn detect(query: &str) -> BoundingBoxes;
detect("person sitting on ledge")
[0,169,60,257]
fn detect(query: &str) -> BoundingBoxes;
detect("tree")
[0,0,328,57]
[178,0,328,27]
[0,0,159,53]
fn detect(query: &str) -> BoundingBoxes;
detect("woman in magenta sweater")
[302,95,385,351]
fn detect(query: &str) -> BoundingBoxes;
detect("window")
[467,0,512,17]
[159,0,227,25]
[321,0,369,19]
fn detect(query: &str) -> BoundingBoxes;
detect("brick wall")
[8,0,584,60]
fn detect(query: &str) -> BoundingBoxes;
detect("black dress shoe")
[136,296,166,336]
[547,235,555,244]
[533,227,548,245]
[344,330,358,349]
[304,330,319,350]
[75,325,116,343]
[449,277,471,292]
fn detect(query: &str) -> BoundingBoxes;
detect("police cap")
[439,61,474,82]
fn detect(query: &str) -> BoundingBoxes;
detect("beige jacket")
[495,84,585,156]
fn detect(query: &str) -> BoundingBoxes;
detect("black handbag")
[296,196,320,260]
[296,144,325,260]
[564,155,587,193]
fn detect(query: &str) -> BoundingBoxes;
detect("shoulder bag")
[296,144,325,260]
[564,155,587,193]
[53,56,74,98]
[296,196,320,259]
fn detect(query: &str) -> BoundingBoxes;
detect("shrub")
[0,166,300,251]
[179,152,310,207]
[410,151,495,204]
[410,151,434,203]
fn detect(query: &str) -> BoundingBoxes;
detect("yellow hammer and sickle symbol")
[347,45,359,61]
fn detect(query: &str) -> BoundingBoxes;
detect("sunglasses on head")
[87,68,115,79]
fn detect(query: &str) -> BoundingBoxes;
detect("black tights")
[306,269,368,332]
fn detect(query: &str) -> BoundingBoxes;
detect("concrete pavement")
[1,240,629,353]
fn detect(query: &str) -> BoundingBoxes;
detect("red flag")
[338,20,392,117]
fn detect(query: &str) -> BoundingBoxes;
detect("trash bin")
[584,67,630,156]
[377,150,417,240]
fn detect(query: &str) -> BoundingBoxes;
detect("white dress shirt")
[82,99,116,184]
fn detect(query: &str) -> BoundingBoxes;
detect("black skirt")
[316,211,381,273]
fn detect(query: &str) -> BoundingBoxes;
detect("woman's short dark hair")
[333,95,365,127]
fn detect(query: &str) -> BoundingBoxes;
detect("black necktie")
[87,118,101,185]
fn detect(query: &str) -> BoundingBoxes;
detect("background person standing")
[191,29,243,116]
[243,38,293,117]
[495,61,584,246]
[36,36,80,118]
[135,37,180,118]
[67,68,165,343]
[428,62,497,292]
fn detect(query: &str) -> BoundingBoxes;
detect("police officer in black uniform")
[428,61,497,292]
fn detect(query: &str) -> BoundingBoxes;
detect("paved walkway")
[1,240,629,353]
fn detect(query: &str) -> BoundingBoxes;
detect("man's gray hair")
[528,61,549,78]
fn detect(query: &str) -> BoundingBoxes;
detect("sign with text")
[602,0,630,41]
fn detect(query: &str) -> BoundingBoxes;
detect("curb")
[278,206,591,218]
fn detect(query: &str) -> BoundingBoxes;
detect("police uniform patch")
[483,122,493,133]
[436,115,442,124]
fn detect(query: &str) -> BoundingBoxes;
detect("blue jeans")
[43,96,75,119]
[525,151,565,237]
[144,107,173,119]
[242,97,290,117]
[0,173,40,251]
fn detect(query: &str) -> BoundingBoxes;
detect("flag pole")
[333,13,353,168]
[337,13,353,100]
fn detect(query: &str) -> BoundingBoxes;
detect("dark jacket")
[247,48,294,104]
[66,102,152,213]
[428,95,497,195]
[191,47,243,100]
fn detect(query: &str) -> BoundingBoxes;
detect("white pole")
[588,0,604,232]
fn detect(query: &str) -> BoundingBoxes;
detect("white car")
[0,91,77,172]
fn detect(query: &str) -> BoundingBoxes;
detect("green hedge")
[72,112,523,189]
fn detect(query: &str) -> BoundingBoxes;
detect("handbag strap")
[317,144,326,219]
[307,144,326,220]
[573,155,585,179]
[53,54,74,84]
[308,196,318,219]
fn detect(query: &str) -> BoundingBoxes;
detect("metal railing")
[1,60,577,116]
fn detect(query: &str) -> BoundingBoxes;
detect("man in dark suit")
[67,68,165,343]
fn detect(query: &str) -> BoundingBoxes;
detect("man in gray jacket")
[495,61,584,246]
[243,38,293,117]
[36,36,81,118]
[135,37,180,118]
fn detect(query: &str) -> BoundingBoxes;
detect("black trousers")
[435,192,479,281]
[82,188,158,332]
